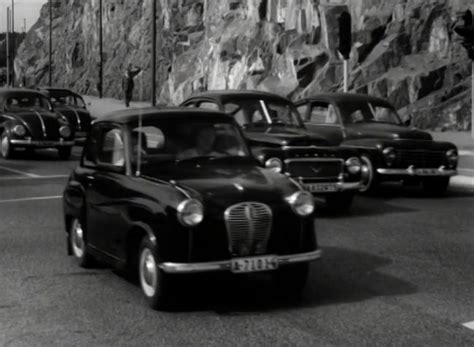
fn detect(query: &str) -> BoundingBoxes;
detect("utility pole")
[338,11,352,93]
[6,7,10,87]
[49,0,52,86]
[23,18,26,33]
[11,0,14,86]
[151,0,156,106]
[99,0,103,98]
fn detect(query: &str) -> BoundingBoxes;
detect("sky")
[0,0,46,33]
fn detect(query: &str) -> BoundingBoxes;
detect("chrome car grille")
[285,159,343,180]
[395,149,445,168]
[224,202,272,256]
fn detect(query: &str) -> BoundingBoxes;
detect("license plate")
[416,168,439,176]
[231,255,278,273]
[305,183,339,193]
[37,141,58,146]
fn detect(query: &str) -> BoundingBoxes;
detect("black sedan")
[295,93,458,194]
[0,88,75,159]
[39,87,92,144]
[63,107,321,309]
[181,90,363,211]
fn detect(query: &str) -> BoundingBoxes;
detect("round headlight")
[177,199,204,227]
[13,124,26,137]
[286,191,315,217]
[382,147,396,166]
[265,157,283,173]
[345,157,361,174]
[59,125,72,138]
[446,149,458,166]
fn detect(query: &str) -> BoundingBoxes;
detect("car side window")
[296,104,309,121]
[198,101,219,111]
[308,103,338,125]
[97,128,125,168]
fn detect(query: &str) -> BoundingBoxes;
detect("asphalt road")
[1,148,474,346]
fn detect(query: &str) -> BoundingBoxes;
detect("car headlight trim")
[345,157,362,174]
[286,191,315,217]
[59,125,72,138]
[13,124,26,137]
[177,199,204,227]
[382,147,396,165]
[446,149,458,166]
[265,157,283,173]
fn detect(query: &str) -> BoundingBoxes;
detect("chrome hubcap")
[359,157,373,192]
[140,248,157,297]
[71,220,85,258]
[1,135,8,157]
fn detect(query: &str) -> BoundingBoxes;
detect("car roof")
[95,107,232,125]
[298,93,394,107]
[187,89,293,103]
[38,87,82,97]
[0,87,46,97]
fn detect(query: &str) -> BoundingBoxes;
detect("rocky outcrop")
[14,0,474,130]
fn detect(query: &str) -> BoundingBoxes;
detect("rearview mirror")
[403,116,412,126]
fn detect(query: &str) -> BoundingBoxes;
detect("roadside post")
[454,10,474,138]
[6,7,10,87]
[338,11,352,93]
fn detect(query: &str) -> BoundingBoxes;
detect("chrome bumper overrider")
[159,249,322,274]
[377,166,457,177]
[10,139,75,146]
[337,181,363,191]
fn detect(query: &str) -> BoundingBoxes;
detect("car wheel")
[0,132,14,159]
[359,155,378,193]
[273,263,309,297]
[70,218,95,268]
[422,177,450,196]
[139,237,171,310]
[325,193,354,212]
[58,147,72,160]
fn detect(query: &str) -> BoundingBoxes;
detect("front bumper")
[377,166,457,177]
[11,139,75,147]
[159,249,322,274]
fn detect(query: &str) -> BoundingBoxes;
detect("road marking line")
[459,150,474,156]
[458,168,474,173]
[462,321,474,330]
[451,175,474,187]
[0,165,40,178]
[0,174,69,181]
[0,195,62,204]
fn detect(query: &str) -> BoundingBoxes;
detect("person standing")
[123,63,142,107]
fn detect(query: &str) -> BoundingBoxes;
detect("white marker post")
[343,59,349,93]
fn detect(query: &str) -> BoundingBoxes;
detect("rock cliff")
[14,0,474,130]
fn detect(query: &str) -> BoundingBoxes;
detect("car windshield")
[50,93,86,108]
[130,118,251,170]
[5,94,52,111]
[338,101,402,125]
[223,99,303,128]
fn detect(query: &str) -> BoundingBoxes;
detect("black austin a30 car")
[0,88,75,159]
[39,87,92,144]
[295,93,458,194]
[63,107,321,309]
[181,90,363,211]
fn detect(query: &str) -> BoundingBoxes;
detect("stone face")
[12,0,474,130]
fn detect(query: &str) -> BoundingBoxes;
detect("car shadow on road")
[361,183,474,200]
[134,247,416,314]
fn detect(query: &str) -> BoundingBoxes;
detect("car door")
[298,101,345,146]
[83,124,131,259]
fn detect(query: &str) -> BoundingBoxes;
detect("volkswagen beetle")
[181,90,363,211]
[63,107,321,309]
[295,93,458,194]
[39,87,92,144]
[0,88,75,159]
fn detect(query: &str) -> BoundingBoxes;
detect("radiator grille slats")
[396,149,445,168]
[285,159,343,179]
[224,202,272,256]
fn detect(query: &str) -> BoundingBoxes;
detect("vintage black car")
[295,93,458,193]
[0,88,75,159]
[181,90,363,211]
[39,87,92,144]
[63,107,321,309]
